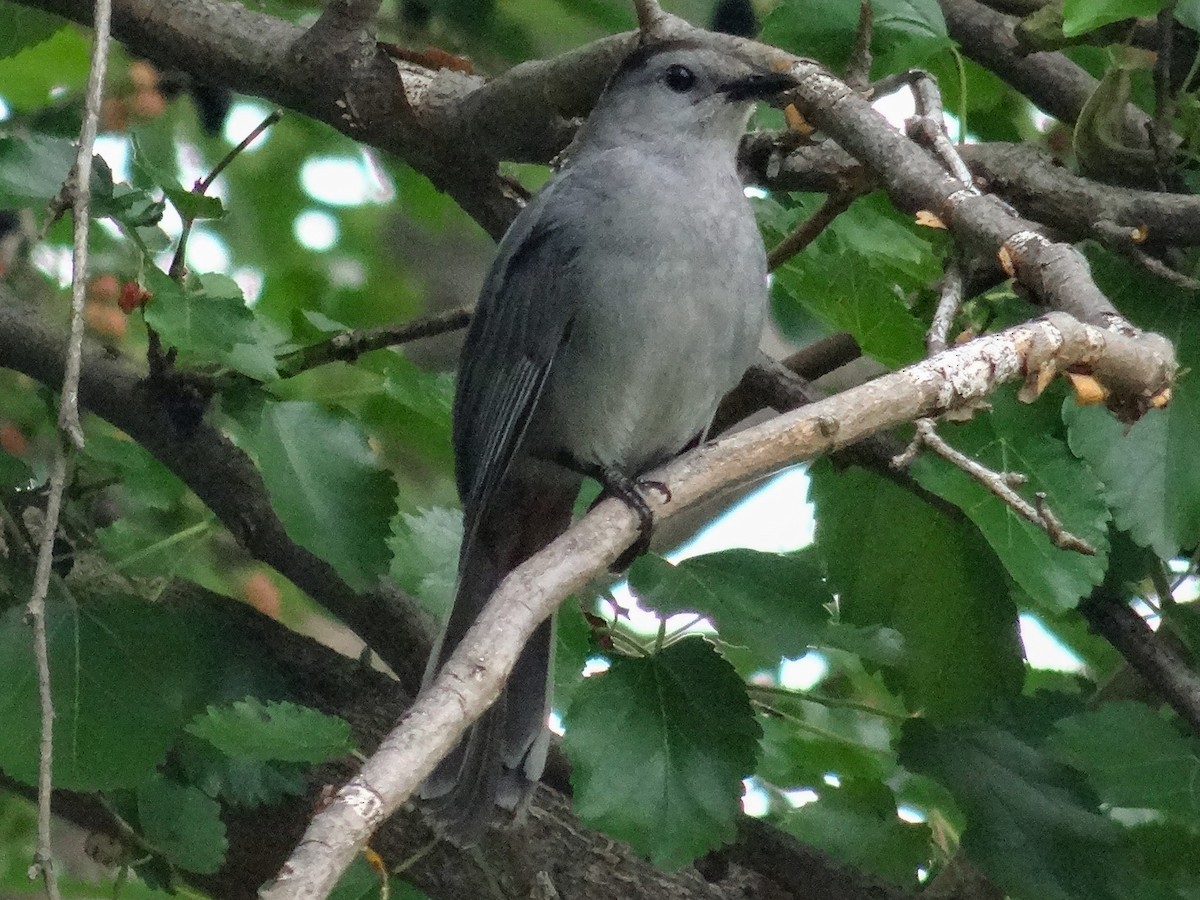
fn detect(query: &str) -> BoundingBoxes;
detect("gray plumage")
[418,40,792,843]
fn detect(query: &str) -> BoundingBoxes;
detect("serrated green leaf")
[628,549,830,664]
[388,506,462,617]
[911,390,1110,612]
[187,697,354,763]
[899,718,1129,900]
[241,399,397,590]
[761,193,932,368]
[137,776,228,875]
[0,1,66,59]
[143,267,257,360]
[0,597,210,790]
[781,778,930,885]
[1062,0,1169,37]
[564,638,760,868]
[812,461,1024,719]
[177,734,307,808]
[1052,702,1200,823]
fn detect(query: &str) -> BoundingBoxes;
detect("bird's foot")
[597,469,670,571]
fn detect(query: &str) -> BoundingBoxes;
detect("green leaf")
[177,735,307,808]
[1052,702,1200,823]
[911,390,1110,612]
[1065,399,1200,560]
[812,461,1024,719]
[755,714,891,789]
[0,1,67,60]
[564,638,761,868]
[761,0,948,77]
[136,776,228,875]
[628,549,830,664]
[0,26,90,110]
[244,399,398,590]
[0,134,74,207]
[143,268,259,361]
[388,506,462,617]
[1064,251,1200,560]
[1062,0,1169,37]
[186,697,355,763]
[81,430,188,512]
[780,778,930,886]
[132,136,226,221]
[899,719,1129,900]
[762,193,933,368]
[1179,0,1200,31]
[330,857,431,900]
[0,597,211,790]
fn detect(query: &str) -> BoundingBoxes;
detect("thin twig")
[25,1,112,896]
[1150,3,1177,187]
[845,1,874,92]
[905,71,976,190]
[1093,219,1200,291]
[277,305,472,377]
[927,261,965,355]
[168,109,281,282]
[893,419,1096,554]
[766,189,861,271]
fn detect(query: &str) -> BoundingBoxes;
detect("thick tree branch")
[0,287,433,690]
[962,142,1200,246]
[264,312,1174,898]
[937,0,1153,137]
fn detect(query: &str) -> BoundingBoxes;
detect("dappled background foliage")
[2,0,1200,898]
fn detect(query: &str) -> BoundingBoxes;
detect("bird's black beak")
[718,70,798,102]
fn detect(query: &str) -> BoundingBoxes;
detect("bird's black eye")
[663,64,696,93]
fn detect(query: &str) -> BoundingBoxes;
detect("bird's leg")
[555,454,668,570]
[597,467,663,570]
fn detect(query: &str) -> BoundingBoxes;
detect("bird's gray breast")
[526,149,769,474]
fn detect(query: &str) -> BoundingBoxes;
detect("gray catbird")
[419,39,796,842]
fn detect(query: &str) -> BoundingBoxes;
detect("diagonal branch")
[262,312,1174,898]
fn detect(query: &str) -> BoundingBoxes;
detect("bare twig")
[1150,3,1177,187]
[892,418,1097,554]
[261,312,1168,899]
[905,71,975,189]
[26,1,113,896]
[167,109,281,282]
[766,189,862,271]
[277,305,473,377]
[927,261,965,355]
[845,0,874,91]
[1092,219,1200,291]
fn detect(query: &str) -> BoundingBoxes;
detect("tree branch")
[0,287,434,691]
[937,0,1153,137]
[263,312,1174,898]
[1082,591,1200,736]
[3,578,913,900]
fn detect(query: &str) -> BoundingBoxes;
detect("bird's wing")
[452,202,581,543]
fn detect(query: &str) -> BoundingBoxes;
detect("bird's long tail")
[417,472,579,844]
